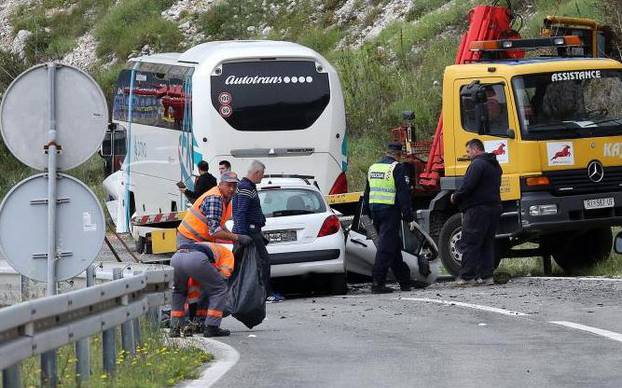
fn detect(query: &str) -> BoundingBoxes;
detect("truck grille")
[545,167,622,195]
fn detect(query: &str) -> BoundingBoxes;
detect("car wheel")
[329,273,348,295]
[551,227,612,274]
[438,213,463,277]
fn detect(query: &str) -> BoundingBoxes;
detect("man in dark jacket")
[180,161,217,203]
[232,160,283,302]
[451,139,503,285]
[363,143,418,294]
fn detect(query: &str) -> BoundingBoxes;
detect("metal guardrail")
[0,265,172,387]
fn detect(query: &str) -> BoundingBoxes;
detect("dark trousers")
[370,206,410,285]
[233,227,272,296]
[250,230,272,296]
[171,250,227,327]
[459,204,503,280]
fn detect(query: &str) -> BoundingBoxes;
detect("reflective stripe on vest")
[177,186,232,242]
[368,162,398,205]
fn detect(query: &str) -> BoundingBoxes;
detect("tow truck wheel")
[438,213,504,277]
[551,227,613,273]
[439,214,463,277]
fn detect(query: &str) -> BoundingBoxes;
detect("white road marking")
[400,297,528,317]
[549,321,622,343]
[178,337,240,388]
[531,276,622,282]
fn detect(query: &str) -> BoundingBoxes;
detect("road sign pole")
[46,62,58,296]
[42,62,59,388]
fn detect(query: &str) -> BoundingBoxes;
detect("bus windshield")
[211,60,330,131]
[512,69,622,140]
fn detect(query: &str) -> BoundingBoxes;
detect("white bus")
[104,41,348,234]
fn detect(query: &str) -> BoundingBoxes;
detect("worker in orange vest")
[175,171,251,332]
[170,242,236,337]
[177,171,253,247]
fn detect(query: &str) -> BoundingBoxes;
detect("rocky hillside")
[0,0,615,193]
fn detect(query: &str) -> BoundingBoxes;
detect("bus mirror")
[614,232,622,254]
[113,129,127,156]
[101,131,113,157]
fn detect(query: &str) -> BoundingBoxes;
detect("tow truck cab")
[423,57,622,274]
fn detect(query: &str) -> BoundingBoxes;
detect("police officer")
[450,139,503,286]
[363,142,417,294]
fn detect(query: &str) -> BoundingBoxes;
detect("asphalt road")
[214,278,622,388]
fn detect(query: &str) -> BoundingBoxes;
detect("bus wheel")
[552,227,612,274]
[438,213,463,277]
[136,236,153,254]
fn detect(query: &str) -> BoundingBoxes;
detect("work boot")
[169,317,183,338]
[400,279,429,291]
[371,282,393,294]
[187,319,203,334]
[204,325,231,337]
[169,326,181,338]
[454,278,476,287]
[477,277,495,286]
[181,324,194,337]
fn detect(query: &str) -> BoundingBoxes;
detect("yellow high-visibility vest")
[367,162,397,205]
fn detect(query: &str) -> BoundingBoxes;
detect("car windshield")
[259,188,326,217]
[512,69,622,140]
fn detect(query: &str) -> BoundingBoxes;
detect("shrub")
[95,0,181,59]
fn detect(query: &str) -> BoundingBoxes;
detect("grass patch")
[20,326,212,387]
[497,253,622,278]
[95,0,181,59]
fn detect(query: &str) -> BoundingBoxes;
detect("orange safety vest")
[178,186,232,242]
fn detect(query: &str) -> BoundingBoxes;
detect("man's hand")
[237,234,253,247]
[408,220,419,232]
[178,187,186,193]
[450,193,456,204]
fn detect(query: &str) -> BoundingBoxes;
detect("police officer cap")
[387,142,403,152]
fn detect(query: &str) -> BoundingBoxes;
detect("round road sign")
[0,63,108,171]
[0,173,105,281]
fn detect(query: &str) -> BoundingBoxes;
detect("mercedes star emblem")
[587,160,604,183]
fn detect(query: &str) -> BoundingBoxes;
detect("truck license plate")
[583,197,615,210]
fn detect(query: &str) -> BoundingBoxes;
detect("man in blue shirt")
[233,160,283,302]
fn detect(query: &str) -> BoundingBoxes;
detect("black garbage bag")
[224,244,267,329]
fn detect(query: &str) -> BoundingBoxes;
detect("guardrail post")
[119,269,136,355]
[2,364,21,388]
[102,269,122,376]
[75,265,95,385]
[147,306,160,330]
[41,351,57,387]
[133,318,142,346]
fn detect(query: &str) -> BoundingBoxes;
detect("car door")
[345,200,439,281]
[344,201,376,276]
